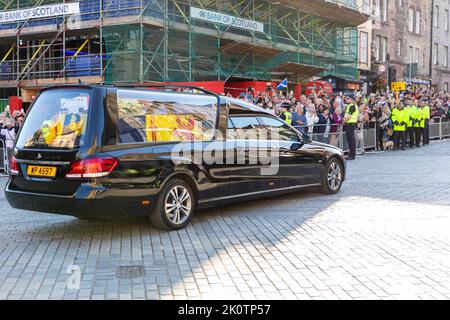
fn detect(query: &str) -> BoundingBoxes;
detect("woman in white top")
[1,118,16,157]
[305,104,319,135]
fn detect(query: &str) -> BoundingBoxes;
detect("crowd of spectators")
[1,87,450,156]
[1,107,25,171]
[232,86,450,150]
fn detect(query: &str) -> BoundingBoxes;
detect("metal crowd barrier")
[0,119,448,175]
[441,121,450,138]
[294,118,450,154]
[294,123,377,154]
[429,116,450,140]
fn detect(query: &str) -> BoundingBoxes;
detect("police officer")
[279,102,293,125]
[343,95,359,160]
[404,99,416,148]
[413,100,423,147]
[391,102,407,150]
[421,98,430,145]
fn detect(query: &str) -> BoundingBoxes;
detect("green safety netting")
[2,0,359,84]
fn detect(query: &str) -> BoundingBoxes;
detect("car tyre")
[150,178,196,230]
[320,158,343,194]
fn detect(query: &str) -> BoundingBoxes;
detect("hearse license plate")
[27,165,57,178]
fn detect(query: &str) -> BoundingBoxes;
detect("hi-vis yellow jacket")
[391,108,407,132]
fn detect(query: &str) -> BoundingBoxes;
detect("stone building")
[357,0,374,93]
[371,0,432,91]
[431,0,450,92]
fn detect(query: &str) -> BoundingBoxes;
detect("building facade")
[357,0,374,93]
[371,0,432,92]
[431,0,450,92]
[0,0,369,102]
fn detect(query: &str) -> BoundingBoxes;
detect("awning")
[271,62,327,81]
[273,0,370,26]
[220,40,281,58]
[405,78,431,85]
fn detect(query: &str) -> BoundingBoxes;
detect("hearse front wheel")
[320,158,343,194]
[150,178,196,230]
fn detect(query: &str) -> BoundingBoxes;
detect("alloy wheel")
[327,161,342,191]
[164,185,192,225]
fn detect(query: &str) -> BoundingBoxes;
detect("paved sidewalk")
[0,141,449,300]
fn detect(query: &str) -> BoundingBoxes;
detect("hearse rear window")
[16,89,90,150]
[117,90,217,144]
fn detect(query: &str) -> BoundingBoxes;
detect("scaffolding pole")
[58,39,89,77]
[16,39,46,81]
[0,0,360,87]
[1,44,14,63]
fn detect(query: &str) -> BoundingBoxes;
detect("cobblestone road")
[1,141,450,300]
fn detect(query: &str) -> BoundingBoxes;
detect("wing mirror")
[290,142,303,151]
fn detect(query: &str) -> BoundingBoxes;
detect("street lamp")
[386,53,390,94]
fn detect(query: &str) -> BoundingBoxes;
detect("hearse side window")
[117,90,218,144]
[227,119,237,139]
[228,116,265,140]
[258,116,300,142]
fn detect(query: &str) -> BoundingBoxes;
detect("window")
[228,116,264,140]
[226,119,237,139]
[435,5,439,28]
[374,36,381,62]
[407,46,413,63]
[359,31,369,64]
[415,10,421,33]
[397,39,402,56]
[15,89,90,150]
[445,46,449,68]
[381,37,388,62]
[229,116,260,129]
[398,0,402,6]
[408,8,414,32]
[434,43,439,65]
[362,0,370,15]
[445,82,449,92]
[375,0,381,19]
[117,90,217,144]
[374,36,388,62]
[413,47,419,64]
[258,116,300,142]
[381,0,388,22]
[445,9,449,31]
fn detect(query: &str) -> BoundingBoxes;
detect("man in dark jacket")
[14,113,25,135]
[315,107,331,143]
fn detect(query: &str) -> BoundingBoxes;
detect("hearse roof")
[39,84,222,97]
[225,97,271,114]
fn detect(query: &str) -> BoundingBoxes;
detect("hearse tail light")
[66,157,118,179]
[10,156,19,175]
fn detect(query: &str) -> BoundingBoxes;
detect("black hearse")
[5,85,345,230]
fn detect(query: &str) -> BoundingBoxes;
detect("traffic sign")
[378,64,386,73]
[391,81,406,92]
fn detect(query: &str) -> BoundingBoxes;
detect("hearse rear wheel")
[150,178,196,230]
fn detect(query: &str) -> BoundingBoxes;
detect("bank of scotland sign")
[190,7,265,33]
[0,2,80,23]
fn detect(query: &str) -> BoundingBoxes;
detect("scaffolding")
[0,0,364,93]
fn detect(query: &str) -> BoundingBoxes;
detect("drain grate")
[116,265,145,279]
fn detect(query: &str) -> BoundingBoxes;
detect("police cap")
[280,102,292,110]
